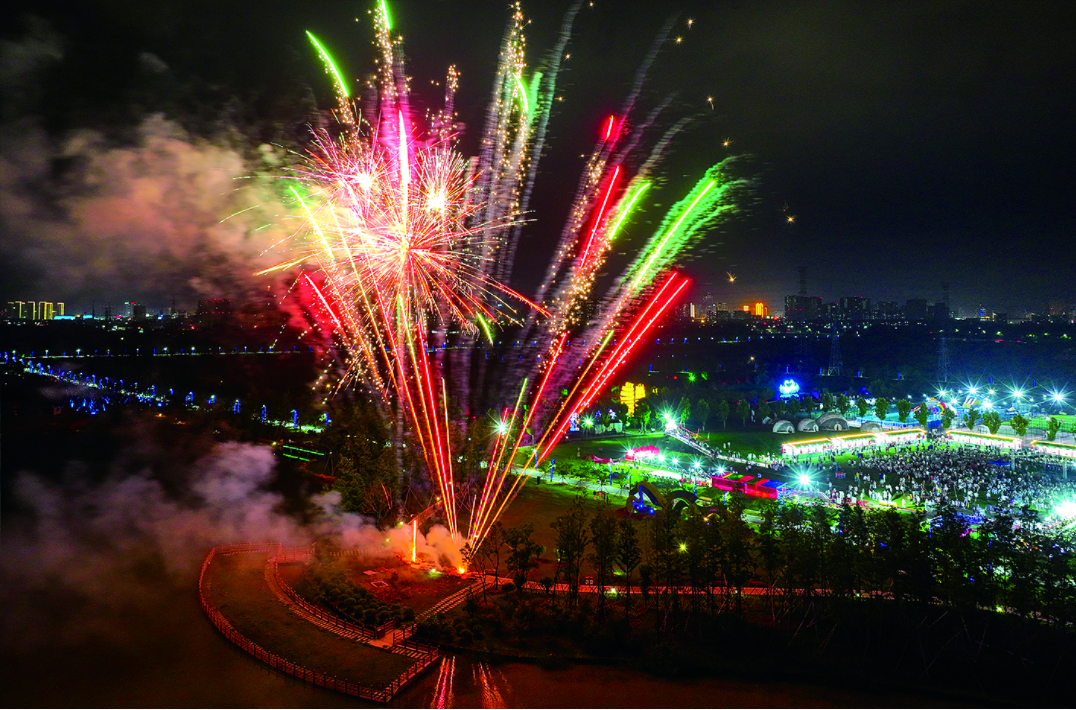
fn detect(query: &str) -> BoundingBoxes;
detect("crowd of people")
[820,441,1076,521]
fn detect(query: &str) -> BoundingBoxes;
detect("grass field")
[206,552,413,686]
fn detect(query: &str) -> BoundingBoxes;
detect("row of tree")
[468,493,1076,631]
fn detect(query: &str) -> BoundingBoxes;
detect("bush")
[501,582,515,593]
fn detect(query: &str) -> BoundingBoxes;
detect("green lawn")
[206,552,413,687]
[1028,414,1075,431]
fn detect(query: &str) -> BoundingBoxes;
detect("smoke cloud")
[0,17,296,308]
[0,437,461,654]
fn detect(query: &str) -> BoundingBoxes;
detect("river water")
[2,576,955,709]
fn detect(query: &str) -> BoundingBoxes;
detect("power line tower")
[827,323,843,376]
[937,333,952,383]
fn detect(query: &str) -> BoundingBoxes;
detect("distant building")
[874,300,900,319]
[927,302,950,321]
[839,296,870,320]
[783,295,821,321]
[905,298,928,321]
[196,298,233,326]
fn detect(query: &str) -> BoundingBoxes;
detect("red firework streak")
[538,273,689,462]
[467,273,689,550]
[578,165,622,269]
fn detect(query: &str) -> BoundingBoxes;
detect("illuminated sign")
[779,379,800,397]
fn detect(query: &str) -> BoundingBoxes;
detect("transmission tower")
[937,333,952,383]
[827,323,843,376]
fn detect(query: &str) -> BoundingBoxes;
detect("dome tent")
[772,419,795,434]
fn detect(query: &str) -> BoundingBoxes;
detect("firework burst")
[264,2,747,553]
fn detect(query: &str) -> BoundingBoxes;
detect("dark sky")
[2,0,1074,316]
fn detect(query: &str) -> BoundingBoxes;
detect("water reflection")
[432,656,453,709]
[396,654,958,709]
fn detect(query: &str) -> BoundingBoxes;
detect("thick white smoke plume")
[0,115,290,305]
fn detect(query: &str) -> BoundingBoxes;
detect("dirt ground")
[278,554,472,615]
[338,555,471,613]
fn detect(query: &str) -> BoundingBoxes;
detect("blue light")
[779,379,800,398]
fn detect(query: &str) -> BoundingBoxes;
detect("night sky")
[2,0,1074,316]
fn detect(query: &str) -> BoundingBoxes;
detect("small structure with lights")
[1032,440,1076,459]
[947,430,1023,450]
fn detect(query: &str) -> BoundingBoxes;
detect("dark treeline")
[427,493,1076,704]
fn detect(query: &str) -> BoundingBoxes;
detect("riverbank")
[418,584,1065,707]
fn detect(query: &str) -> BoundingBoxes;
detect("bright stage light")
[1057,500,1076,518]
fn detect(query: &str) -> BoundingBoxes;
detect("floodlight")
[1053,392,1066,403]
[1057,500,1076,518]
[798,474,811,486]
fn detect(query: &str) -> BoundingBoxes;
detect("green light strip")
[305,31,350,98]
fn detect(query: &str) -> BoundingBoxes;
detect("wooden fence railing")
[199,544,438,703]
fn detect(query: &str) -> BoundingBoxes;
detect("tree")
[1010,413,1030,437]
[736,400,751,428]
[821,392,835,412]
[914,402,930,429]
[503,523,544,593]
[982,410,1002,435]
[615,517,642,612]
[940,403,956,429]
[551,496,589,609]
[802,395,818,413]
[757,400,772,423]
[963,407,980,432]
[696,398,711,431]
[836,393,851,416]
[678,397,691,426]
[874,397,889,422]
[587,507,618,619]
[896,398,912,423]
[855,396,870,419]
[470,521,504,600]
[716,399,730,429]
[1048,416,1062,441]
[638,401,652,431]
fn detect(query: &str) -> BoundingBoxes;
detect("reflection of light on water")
[433,656,454,709]
[474,661,506,708]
